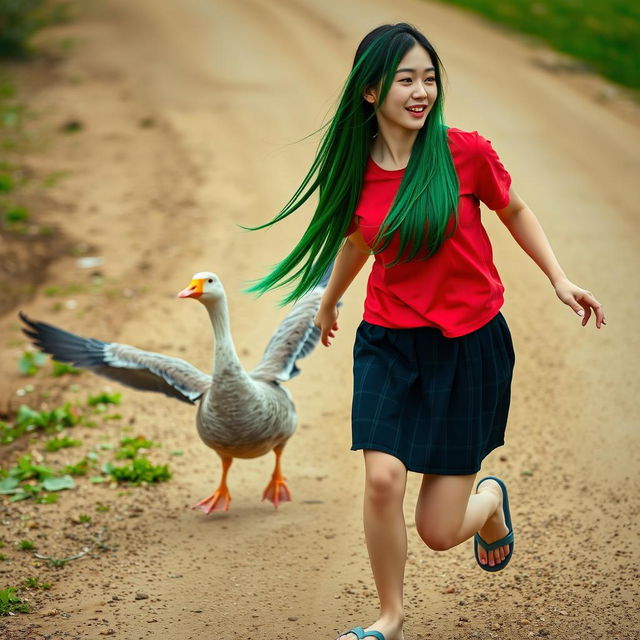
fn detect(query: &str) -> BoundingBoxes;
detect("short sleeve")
[474,134,511,210]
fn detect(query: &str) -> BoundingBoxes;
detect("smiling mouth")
[406,105,427,113]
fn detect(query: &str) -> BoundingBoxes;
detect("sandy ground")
[1,1,639,639]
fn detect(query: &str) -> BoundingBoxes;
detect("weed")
[44,435,81,452]
[23,576,51,589]
[116,436,157,459]
[17,539,35,551]
[0,553,6,561]
[0,172,13,191]
[78,513,91,523]
[0,587,30,615]
[103,458,171,485]
[18,350,45,376]
[16,402,82,434]
[11,455,54,482]
[87,391,121,408]
[0,455,75,501]
[95,502,110,512]
[51,360,82,377]
[63,459,89,476]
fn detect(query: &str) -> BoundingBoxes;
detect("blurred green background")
[434,0,640,91]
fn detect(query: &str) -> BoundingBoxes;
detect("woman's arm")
[314,229,371,346]
[495,187,606,328]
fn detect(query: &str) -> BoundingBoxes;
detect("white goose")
[20,269,332,513]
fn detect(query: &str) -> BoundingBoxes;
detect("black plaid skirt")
[351,312,515,475]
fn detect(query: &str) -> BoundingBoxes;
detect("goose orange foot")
[191,485,232,513]
[262,475,291,508]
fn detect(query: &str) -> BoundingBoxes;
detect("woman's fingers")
[576,291,606,328]
[315,306,340,346]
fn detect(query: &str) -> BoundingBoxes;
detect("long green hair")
[247,23,459,304]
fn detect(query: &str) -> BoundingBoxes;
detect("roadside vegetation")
[0,352,174,616]
[434,0,640,91]
[0,0,71,58]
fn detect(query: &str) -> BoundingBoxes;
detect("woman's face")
[365,43,438,132]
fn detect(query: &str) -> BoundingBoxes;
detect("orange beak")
[178,279,204,299]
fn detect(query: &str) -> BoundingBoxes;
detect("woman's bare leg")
[414,474,511,568]
[338,450,407,640]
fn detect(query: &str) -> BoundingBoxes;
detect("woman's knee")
[415,521,457,551]
[365,466,405,505]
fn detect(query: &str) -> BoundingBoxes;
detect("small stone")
[538,631,550,637]
[520,619,531,625]
[288,616,298,621]
[492,623,501,630]
[459,616,469,622]
[135,592,149,600]
[99,631,115,636]
[111,595,120,601]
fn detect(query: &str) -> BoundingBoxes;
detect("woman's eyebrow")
[395,67,435,74]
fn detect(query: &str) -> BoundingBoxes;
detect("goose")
[20,269,333,513]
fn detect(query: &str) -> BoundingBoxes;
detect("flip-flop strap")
[475,530,514,552]
[344,627,386,640]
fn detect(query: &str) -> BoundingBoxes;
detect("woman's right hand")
[314,304,339,347]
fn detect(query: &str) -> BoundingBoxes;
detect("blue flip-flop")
[339,627,386,640]
[474,476,514,572]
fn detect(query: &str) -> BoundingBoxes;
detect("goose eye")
[208,279,213,283]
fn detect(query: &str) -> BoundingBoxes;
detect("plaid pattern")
[351,312,515,475]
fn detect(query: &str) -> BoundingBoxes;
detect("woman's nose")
[413,82,428,97]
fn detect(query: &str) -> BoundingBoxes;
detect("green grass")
[434,0,640,90]
[0,0,72,59]
[0,587,30,615]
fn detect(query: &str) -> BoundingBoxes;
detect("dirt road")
[1,1,638,638]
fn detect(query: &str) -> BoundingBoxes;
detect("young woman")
[249,23,605,640]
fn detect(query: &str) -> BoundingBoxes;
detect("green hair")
[247,23,459,304]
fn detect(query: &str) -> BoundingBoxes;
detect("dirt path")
[1,1,638,639]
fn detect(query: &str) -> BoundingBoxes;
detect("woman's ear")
[363,88,377,104]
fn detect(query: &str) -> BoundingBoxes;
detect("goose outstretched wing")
[250,264,337,384]
[20,312,211,404]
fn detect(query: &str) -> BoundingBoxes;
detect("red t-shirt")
[350,127,511,337]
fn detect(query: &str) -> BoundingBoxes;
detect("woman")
[248,23,605,640]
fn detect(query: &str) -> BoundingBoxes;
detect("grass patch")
[0,455,75,502]
[0,402,82,444]
[0,587,30,615]
[103,458,171,486]
[17,539,35,551]
[116,436,158,460]
[44,434,81,452]
[23,576,51,589]
[0,0,72,59]
[434,0,640,90]
[18,350,46,376]
[87,391,121,407]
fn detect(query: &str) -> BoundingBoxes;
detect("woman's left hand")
[553,278,606,328]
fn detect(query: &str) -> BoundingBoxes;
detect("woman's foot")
[475,478,511,568]
[337,613,405,640]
